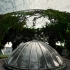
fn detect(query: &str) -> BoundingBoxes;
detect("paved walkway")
[0,58,70,70]
[63,58,70,70]
[0,59,6,70]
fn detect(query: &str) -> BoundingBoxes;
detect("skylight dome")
[5,40,66,70]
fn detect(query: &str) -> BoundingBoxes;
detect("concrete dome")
[5,40,66,70]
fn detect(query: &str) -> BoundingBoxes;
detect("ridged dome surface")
[5,40,66,70]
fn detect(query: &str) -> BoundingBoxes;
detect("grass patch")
[0,55,9,59]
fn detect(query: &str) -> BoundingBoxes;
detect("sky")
[0,0,70,14]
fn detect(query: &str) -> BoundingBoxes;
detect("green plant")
[0,55,9,59]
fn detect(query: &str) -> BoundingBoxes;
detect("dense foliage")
[0,9,70,57]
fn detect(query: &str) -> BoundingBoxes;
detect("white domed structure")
[5,40,66,70]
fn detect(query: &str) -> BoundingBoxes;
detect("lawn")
[0,55,9,59]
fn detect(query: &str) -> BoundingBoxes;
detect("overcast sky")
[0,0,70,14]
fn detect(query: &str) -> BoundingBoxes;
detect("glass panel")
[7,43,26,63]
[30,43,38,63]
[16,43,32,67]
[39,55,47,68]
[36,43,42,57]
[30,62,38,69]
[21,43,32,62]
[53,60,59,67]
[7,46,23,65]
[7,43,28,66]
[20,61,29,68]
[40,42,63,67]
[40,42,54,53]
[42,43,60,67]
[16,55,22,67]
[36,43,47,68]
[49,46,63,65]
[50,54,60,67]
[38,43,55,68]
[44,53,56,68]
[56,55,63,65]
